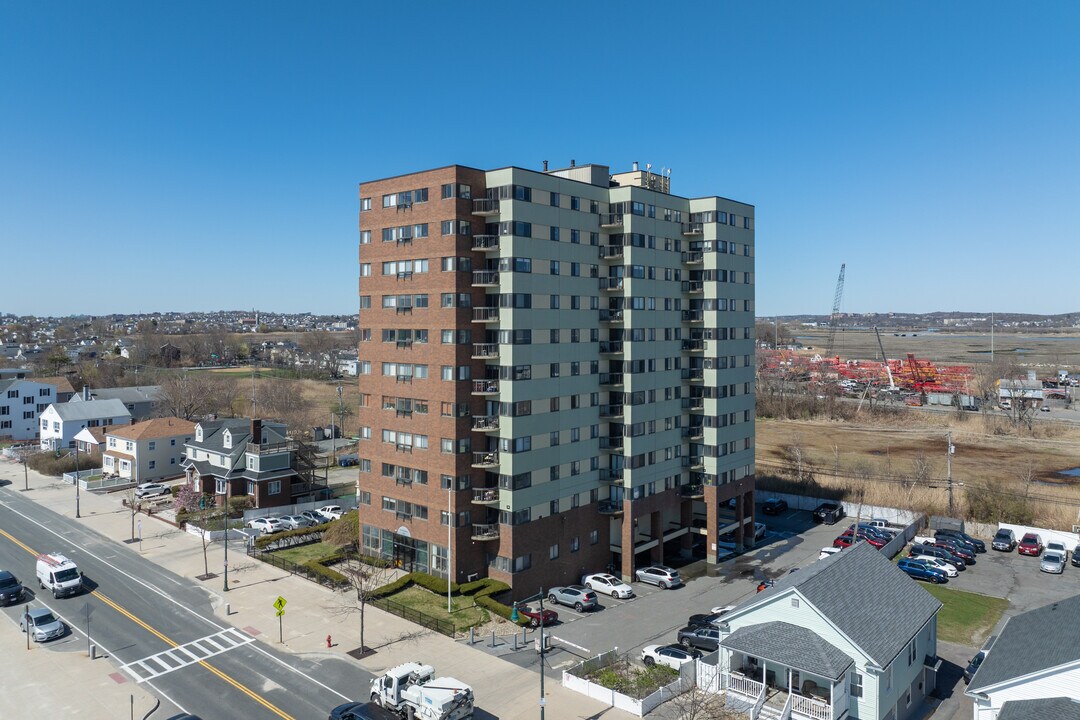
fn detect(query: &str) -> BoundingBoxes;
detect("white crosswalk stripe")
[119,628,254,683]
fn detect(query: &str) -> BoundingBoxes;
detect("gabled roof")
[77,385,163,404]
[967,594,1080,693]
[737,542,942,668]
[34,376,75,394]
[50,399,131,422]
[996,697,1080,720]
[721,622,853,680]
[107,417,195,441]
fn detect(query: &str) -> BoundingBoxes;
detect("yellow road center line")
[0,523,295,719]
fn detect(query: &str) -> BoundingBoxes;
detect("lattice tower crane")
[825,263,846,358]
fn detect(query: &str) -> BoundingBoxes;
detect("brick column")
[650,510,664,563]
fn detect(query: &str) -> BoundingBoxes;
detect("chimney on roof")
[251,418,262,445]
[632,161,639,172]
[83,386,91,400]
[570,159,575,168]
[543,160,548,171]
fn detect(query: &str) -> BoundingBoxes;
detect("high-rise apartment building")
[356,161,755,596]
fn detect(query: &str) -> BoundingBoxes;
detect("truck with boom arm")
[370,662,474,720]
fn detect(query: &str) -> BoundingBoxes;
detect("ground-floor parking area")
[477,505,1080,719]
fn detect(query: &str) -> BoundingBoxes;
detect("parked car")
[247,517,286,535]
[866,518,892,529]
[581,573,634,599]
[909,544,967,570]
[299,510,329,525]
[337,455,359,467]
[1018,533,1044,556]
[853,523,895,540]
[761,498,788,515]
[897,557,948,584]
[20,608,66,642]
[934,532,980,556]
[635,565,682,589]
[935,528,986,553]
[687,605,735,628]
[278,514,313,530]
[1046,541,1069,560]
[328,701,395,720]
[641,644,699,669]
[516,605,558,628]
[0,570,25,606]
[134,482,169,498]
[964,636,996,684]
[1073,545,1080,568]
[812,502,845,524]
[753,522,767,542]
[677,624,721,652]
[920,556,959,577]
[834,532,886,549]
[932,539,976,564]
[1041,552,1067,574]
[546,586,598,612]
[991,529,1017,552]
[818,546,843,560]
[316,505,344,520]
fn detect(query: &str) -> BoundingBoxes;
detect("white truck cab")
[36,553,82,598]
[370,662,473,720]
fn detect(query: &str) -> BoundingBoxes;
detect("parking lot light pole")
[223,482,230,592]
[74,444,81,518]
[514,588,548,719]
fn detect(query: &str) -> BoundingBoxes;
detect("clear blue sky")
[3,2,1078,317]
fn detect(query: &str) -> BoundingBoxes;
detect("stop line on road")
[119,627,254,683]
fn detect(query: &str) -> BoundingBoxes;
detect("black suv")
[935,528,986,553]
[0,570,24,606]
[812,502,845,524]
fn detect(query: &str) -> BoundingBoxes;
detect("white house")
[0,378,55,441]
[39,399,132,450]
[965,594,1080,720]
[103,417,195,483]
[703,542,942,720]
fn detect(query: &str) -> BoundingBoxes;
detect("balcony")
[682,222,704,236]
[599,468,624,483]
[599,213,624,228]
[598,499,624,516]
[471,523,500,540]
[395,374,413,384]
[682,368,704,381]
[394,406,413,417]
[599,404,624,419]
[599,340,624,355]
[599,436,624,451]
[599,309,624,324]
[394,305,413,314]
[396,270,413,280]
[472,379,499,395]
[682,309,703,323]
[599,277,624,292]
[472,343,499,359]
[395,474,412,486]
[395,339,413,349]
[472,198,500,216]
[598,245,624,260]
[472,451,499,468]
[472,270,499,287]
[682,397,705,410]
[471,488,500,506]
[682,338,704,352]
[245,440,296,455]
[472,415,500,432]
[685,280,704,293]
[395,235,412,245]
[682,426,704,440]
[472,234,499,251]
[684,455,705,470]
[599,372,623,387]
[680,484,705,499]
[395,442,413,453]
[472,307,499,323]
[681,251,703,264]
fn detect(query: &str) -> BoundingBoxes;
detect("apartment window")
[570,536,580,552]
[441,220,453,235]
[550,191,560,207]
[550,295,559,309]
[550,329,559,344]
[549,544,559,560]
[550,363,559,377]
[441,366,454,381]
[589,530,599,545]
[360,197,372,211]
[550,260,559,275]
[647,204,655,218]
[359,295,371,309]
[570,229,579,244]
[22,411,33,419]
[148,441,156,451]
[570,195,580,210]
[849,672,863,698]
[549,431,559,447]
[360,230,371,244]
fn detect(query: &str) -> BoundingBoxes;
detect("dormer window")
[196,426,204,442]
[223,430,232,449]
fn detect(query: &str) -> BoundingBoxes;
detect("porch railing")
[791,694,832,720]
[752,684,767,720]
[780,692,794,720]
[727,672,764,700]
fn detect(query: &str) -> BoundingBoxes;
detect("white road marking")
[120,628,254,683]
[549,636,591,655]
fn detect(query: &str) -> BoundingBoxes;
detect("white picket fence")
[561,652,693,716]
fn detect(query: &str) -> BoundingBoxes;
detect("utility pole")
[447,483,453,614]
[223,482,230,592]
[74,444,81,518]
[946,431,954,517]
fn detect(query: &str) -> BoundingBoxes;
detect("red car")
[1018,533,1044,556]
[517,605,558,628]
[834,532,887,549]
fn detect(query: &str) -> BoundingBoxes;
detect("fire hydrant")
[326,635,332,649]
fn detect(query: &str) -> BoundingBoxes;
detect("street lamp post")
[447,483,452,614]
[74,443,81,518]
[511,588,548,719]
[223,481,230,592]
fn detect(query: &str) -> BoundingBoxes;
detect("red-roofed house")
[103,418,196,484]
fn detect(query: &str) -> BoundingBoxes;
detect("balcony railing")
[682,426,704,439]
[599,309,624,324]
[599,468,624,482]
[791,693,833,720]
[682,222,704,235]
[472,343,499,359]
[682,339,704,352]
[727,673,764,701]
[471,523,500,540]
[684,456,705,470]
[680,484,705,498]
[245,440,295,455]
[598,499,624,515]
[471,488,499,505]
[472,198,500,216]
[599,340,624,354]
[599,277,624,292]
[472,415,500,432]
[599,436,624,451]
[599,213,624,228]
[472,451,499,468]
[685,280,704,293]
[598,245,624,260]
[599,404,624,418]
[682,397,705,410]
[681,251,703,264]
[599,372,623,387]
[682,309,703,322]
[682,368,704,381]
[472,234,499,251]
[472,379,499,395]
[472,270,499,287]
[472,307,499,323]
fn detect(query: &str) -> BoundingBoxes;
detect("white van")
[35,553,82,598]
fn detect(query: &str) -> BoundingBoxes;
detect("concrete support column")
[679,499,694,553]
[704,484,720,564]
[649,511,663,563]
[620,507,635,581]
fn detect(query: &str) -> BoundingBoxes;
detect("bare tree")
[664,685,744,720]
[257,377,314,430]
[783,434,812,485]
[156,372,234,420]
[338,556,395,655]
[175,481,219,579]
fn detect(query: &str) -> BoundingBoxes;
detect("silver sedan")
[1040,552,1066,574]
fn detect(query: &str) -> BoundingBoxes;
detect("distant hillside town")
[766,310,1080,331]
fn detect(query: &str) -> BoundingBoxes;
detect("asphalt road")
[0,486,369,719]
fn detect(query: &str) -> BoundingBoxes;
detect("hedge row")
[305,558,348,585]
[369,571,520,624]
[253,524,324,549]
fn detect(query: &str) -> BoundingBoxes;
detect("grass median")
[924,585,1008,646]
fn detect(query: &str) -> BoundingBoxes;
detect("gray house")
[703,542,942,720]
[71,385,163,421]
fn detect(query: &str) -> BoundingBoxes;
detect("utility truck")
[370,662,474,720]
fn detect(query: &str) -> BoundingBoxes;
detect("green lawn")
[924,585,1009,645]
[380,585,489,632]
[272,542,339,565]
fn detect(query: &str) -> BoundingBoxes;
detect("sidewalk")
[0,460,636,720]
